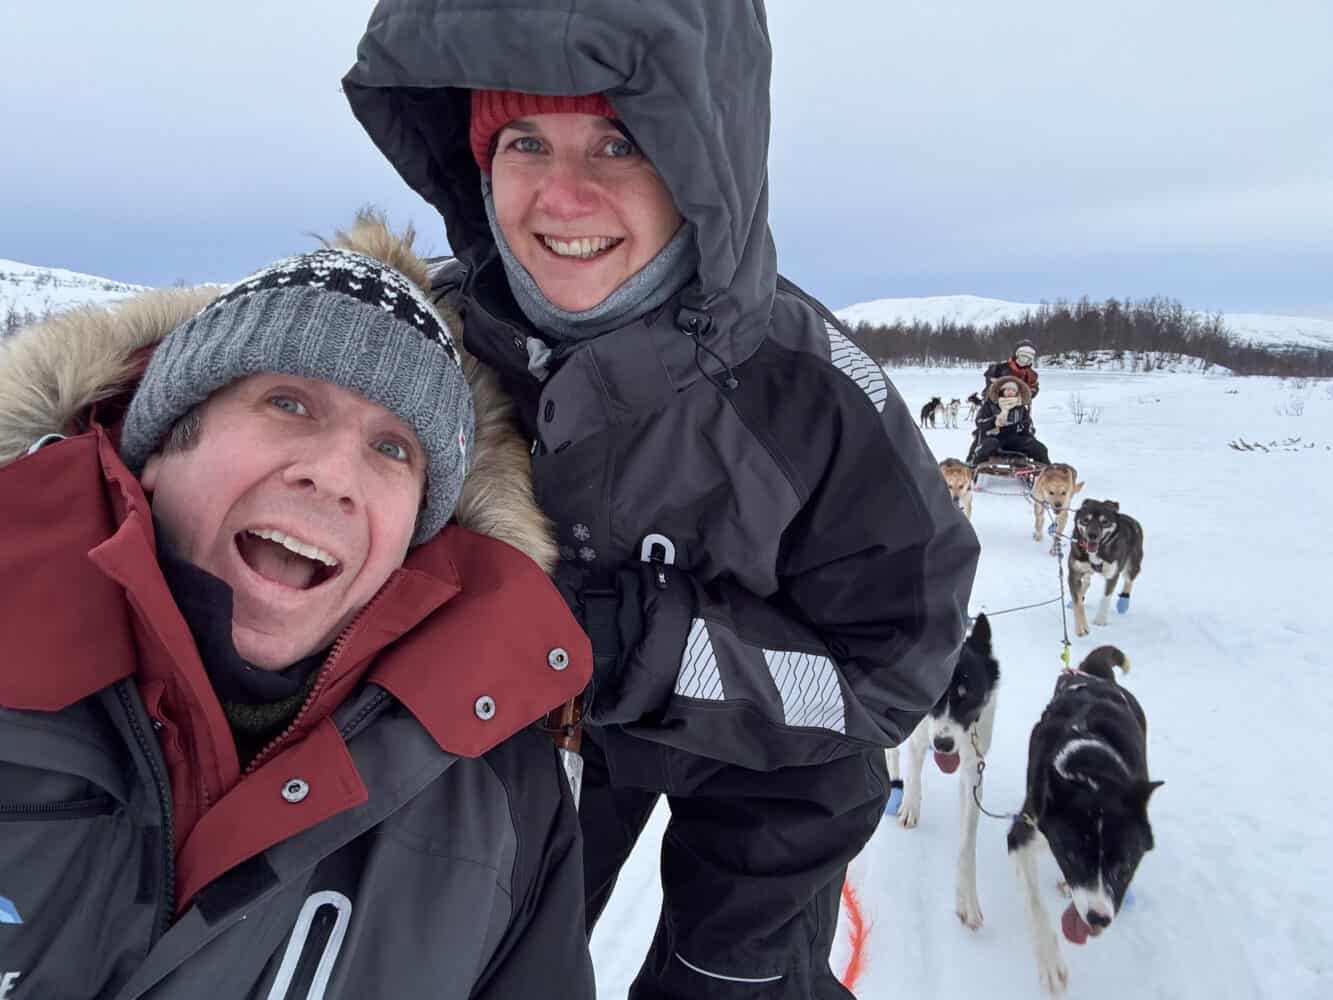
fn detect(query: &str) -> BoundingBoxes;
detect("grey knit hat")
[120,248,474,546]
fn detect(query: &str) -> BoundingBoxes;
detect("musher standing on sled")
[983,339,1040,399]
[345,2,979,996]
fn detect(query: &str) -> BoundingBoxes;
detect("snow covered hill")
[836,294,1333,352]
[0,259,144,329]
[593,366,1332,999]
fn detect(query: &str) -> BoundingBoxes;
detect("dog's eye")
[956,685,967,698]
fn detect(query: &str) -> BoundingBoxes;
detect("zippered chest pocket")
[0,762,153,997]
[0,716,156,998]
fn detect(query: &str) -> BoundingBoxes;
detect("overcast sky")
[4,1,1330,316]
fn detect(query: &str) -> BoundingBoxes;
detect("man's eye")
[270,396,307,416]
[374,439,410,463]
[601,137,638,158]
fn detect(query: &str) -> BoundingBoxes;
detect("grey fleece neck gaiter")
[482,179,698,342]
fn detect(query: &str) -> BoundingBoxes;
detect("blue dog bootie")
[1117,593,1131,614]
[1048,521,1058,537]
[886,779,904,816]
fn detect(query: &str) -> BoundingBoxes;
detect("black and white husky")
[887,614,999,929]
[1007,646,1162,994]
[1069,499,1145,637]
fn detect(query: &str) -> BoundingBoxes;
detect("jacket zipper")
[0,794,113,820]
[242,591,386,777]
[116,679,176,945]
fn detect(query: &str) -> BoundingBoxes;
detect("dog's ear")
[1074,481,1085,494]
[968,613,992,651]
[1106,500,1120,512]
[1135,779,1164,806]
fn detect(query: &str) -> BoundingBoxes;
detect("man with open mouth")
[0,219,596,998]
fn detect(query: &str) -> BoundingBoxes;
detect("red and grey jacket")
[984,358,1040,398]
[0,220,595,999]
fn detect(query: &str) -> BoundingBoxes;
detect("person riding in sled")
[984,338,1040,399]
[344,2,980,996]
[0,220,595,999]
[968,374,1051,466]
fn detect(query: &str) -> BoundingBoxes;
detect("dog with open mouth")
[887,614,999,929]
[1007,646,1162,994]
[1069,498,1145,637]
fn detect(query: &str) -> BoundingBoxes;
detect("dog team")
[889,341,1160,994]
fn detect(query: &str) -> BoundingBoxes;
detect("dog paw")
[896,798,921,829]
[1075,622,1090,637]
[1093,614,1109,627]
[955,893,984,930]
[1033,531,1044,543]
[1036,939,1070,994]
[1048,543,1062,557]
[1038,957,1070,995]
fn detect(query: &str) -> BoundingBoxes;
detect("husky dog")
[945,398,962,428]
[1031,463,1084,555]
[919,396,944,429]
[938,458,974,519]
[1069,500,1144,637]
[965,391,984,421]
[1007,647,1161,994]
[887,615,999,929]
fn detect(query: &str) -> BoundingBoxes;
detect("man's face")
[490,112,683,312]
[1015,347,1036,367]
[142,374,426,670]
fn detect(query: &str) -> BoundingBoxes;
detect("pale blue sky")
[3,1,1330,316]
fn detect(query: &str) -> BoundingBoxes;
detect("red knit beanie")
[469,89,618,173]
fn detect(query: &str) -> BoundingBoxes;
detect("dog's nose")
[1086,910,1111,929]
[934,736,955,754]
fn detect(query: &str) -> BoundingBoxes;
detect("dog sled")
[971,451,1045,496]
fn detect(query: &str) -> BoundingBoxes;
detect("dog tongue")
[934,751,961,774]
[1061,903,1091,945]
[237,533,318,589]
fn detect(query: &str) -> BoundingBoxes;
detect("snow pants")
[970,433,1049,466]
[580,728,890,998]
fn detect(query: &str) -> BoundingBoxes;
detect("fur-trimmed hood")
[986,373,1033,407]
[0,212,556,571]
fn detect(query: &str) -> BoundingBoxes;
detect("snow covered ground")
[592,366,1333,999]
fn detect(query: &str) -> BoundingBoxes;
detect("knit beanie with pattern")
[120,248,474,546]
[470,89,618,172]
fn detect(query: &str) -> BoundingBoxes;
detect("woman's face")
[490,113,683,312]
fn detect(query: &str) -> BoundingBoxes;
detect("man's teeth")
[541,235,620,258]
[246,528,338,567]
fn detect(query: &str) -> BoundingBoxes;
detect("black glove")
[576,560,699,726]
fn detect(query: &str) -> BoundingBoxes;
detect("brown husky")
[1031,463,1083,554]
[939,458,974,519]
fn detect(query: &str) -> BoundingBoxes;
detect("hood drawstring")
[676,306,739,392]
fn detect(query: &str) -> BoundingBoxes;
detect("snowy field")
[592,366,1332,999]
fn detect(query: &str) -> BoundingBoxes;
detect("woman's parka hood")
[342,0,778,333]
[0,212,557,570]
[986,374,1033,407]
